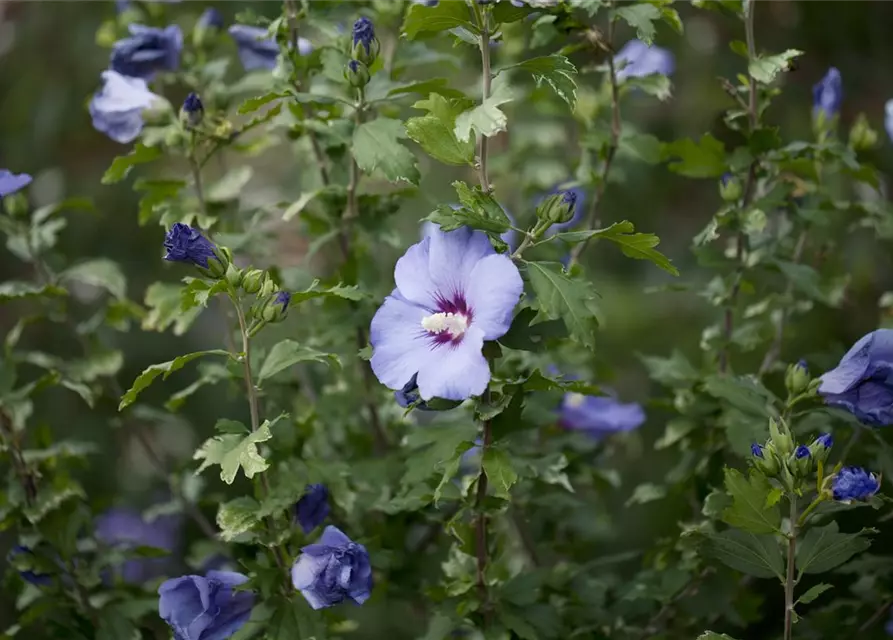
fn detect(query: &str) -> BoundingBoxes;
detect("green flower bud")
[789,445,813,479]
[225,263,242,289]
[849,113,878,151]
[785,359,810,396]
[751,442,780,476]
[351,17,379,66]
[259,276,276,298]
[260,291,291,323]
[3,193,29,218]
[241,269,265,294]
[769,417,794,457]
[195,245,231,280]
[180,93,204,130]
[344,59,370,89]
[536,191,577,225]
[808,433,833,464]
[719,173,742,202]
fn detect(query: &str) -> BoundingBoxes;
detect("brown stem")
[475,419,493,623]
[759,230,808,375]
[859,595,893,632]
[784,496,798,640]
[568,23,620,269]
[0,411,37,507]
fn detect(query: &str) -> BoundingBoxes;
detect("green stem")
[475,416,493,625]
[797,495,824,527]
[477,5,492,192]
[784,495,798,640]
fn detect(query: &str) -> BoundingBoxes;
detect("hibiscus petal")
[416,326,489,400]
[427,227,494,301]
[464,254,523,340]
[370,294,433,391]
[394,237,438,308]
[291,553,328,590]
[318,525,352,548]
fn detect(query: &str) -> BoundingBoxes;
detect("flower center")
[421,312,469,339]
[566,392,586,408]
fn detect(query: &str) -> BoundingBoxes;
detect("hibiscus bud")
[258,276,276,299]
[750,442,779,476]
[785,359,810,395]
[351,17,379,66]
[809,432,833,464]
[224,263,242,289]
[537,190,577,225]
[163,223,228,279]
[180,92,204,129]
[344,59,370,89]
[241,269,265,294]
[261,291,291,323]
[719,173,742,202]
[3,193,29,218]
[832,466,880,502]
[849,113,878,151]
[789,445,812,478]
[194,8,223,48]
[769,417,794,456]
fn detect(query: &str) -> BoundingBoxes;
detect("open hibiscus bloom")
[370,227,522,401]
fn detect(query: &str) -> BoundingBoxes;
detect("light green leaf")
[703,529,784,580]
[434,441,475,505]
[406,94,477,167]
[217,497,260,541]
[796,522,872,575]
[749,49,803,84]
[237,91,289,114]
[142,282,202,336]
[0,282,67,303]
[721,468,782,534]
[385,78,467,100]
[696,633,740,640]
[288,280,365,304]
[62,259,126,299]
[181,279,228,310]
[258,339,340,383]
[797,583,833,605]
[352,118,420,185]
[101,143,161,184]
[23,483,86,524]
[527,261,599,349]
[403,0,478,39]
[22,440,98,462]
[194,421,273,484]
[454,78,515,143]
[663,134,727,178]
[501,55,577,107]
[282,191,321,221]
[626,483,667,506]
[612,4,661,44]
[625,74,673,101]
[206,166,253,203]
[483,447,519,499]
[555,220,678,275]
[119,350,231,410]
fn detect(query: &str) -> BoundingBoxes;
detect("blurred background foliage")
[4,1,893,637]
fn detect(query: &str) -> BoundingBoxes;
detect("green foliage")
[526,261,600,349]
[720,468,781,534]
[257,340,340,383]
[118,350,232,410]
[352,118,421,185]
[194,419,276,484]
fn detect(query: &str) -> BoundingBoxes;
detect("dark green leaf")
[0,282,67,303]
[612,4,661,44]
[483,447,518,499]
[257,339,340,383]
[555,221,678,275]
[663,134,727,178]
[352,118,420,185]
[703,529,784,579]
[797,583,833,604]
[721,468,782,534]
[796,522,873,575]
[101,144,161,184]
[527,261,599,349]
[403,1,479,39]
[502,55,577,107]
[434,441,475,505]
[62,259,126,299]
[119,350,231,410]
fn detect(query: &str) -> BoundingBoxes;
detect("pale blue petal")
[291,554,327,590]
[464,254,523,340]
[370,294,432,391]
[318,525,352,548]
[206,571,248,588]
[427,227,494,300]
[394,237,437,308]
[416,326,489,400]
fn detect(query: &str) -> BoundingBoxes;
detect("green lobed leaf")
[352,118,421,185]
[704,374,777,417]
[501,55,577,107]
[721,468,782,534]
[217,497,261,541]
[142,282,202,336]
[612,4,662,44]
[663,134,727,178]
[194,421,274,484]
[62,258,127,299]
[101,143,161,184]
[749,49,803,84]
[796,522,873,575]
[403,1,479,39]
[526,261,600,349]
[434,441,475,505]
[625,74,673,101]
[0,282,67,303]
[483,447,519,499]
[406,94,477,166]
[118,350,232,410]
[703,529,784,580]
[454,77,515,143]
[555,220,678,275]
[257,339,340,383]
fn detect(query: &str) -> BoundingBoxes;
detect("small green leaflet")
[142,282,202,336]
[796,522,873,575]
[721,468,781,535]
[483,447,519,499]
[500,55,577,108]
[703,529,784,580]
[625,74,673,101]
[194,421,274,484]
[749,50,803,85]
[101,143,161,184]
[696,633,740,640]
[288,280,365,304]
[0,281,67,303]
[797,583,833,605]
[352,118,421,185]
[434,441,475,506]
[553,221,678,275]
[257,339,340,383]
[216,497,261,541]
[402,1,478,39]
[62,258,127,299]
[118,350,232,410]
[454,78,515,143]
[663,134,727,178]
[612,4,661,44]
[526,261,599,350]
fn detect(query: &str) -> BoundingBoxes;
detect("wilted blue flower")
[198,8,224,30]
[819,329,893,426]
[295,484,330,534]
[90,71,163,144]
[832,466,880,502]
[751,443,764,458]
[370,227,522,401]
[395,373,433,411]
[228,24,312,71]
[7,546,53,586]
[614,39,675,81]
[559,391,645,437]
[794,445,810,459]
[542,185,585,235]
[291,525,372,610]
[110,24,183,80]
[158,571,254,639]
[96,508,180,584]
[0,170,32,197]
[422,207,518,250]
[163,223,218,268]
[813,67,843,120]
